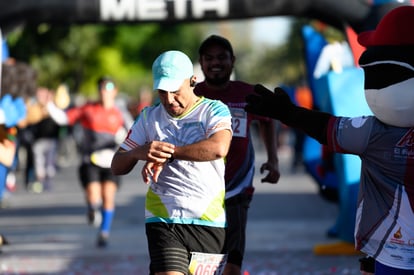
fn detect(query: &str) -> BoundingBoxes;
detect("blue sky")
[252,16,291,45]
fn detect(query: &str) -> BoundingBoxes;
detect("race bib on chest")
[230,108,247,138]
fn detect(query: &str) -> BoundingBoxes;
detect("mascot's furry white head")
[358,6,414,127]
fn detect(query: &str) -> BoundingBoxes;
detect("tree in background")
[4,18,345,101]
[240,17,346,88]
[6,23,206,98]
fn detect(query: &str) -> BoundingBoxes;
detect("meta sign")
[100,0,230,21]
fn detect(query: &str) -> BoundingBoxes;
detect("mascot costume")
[245,5,414,274]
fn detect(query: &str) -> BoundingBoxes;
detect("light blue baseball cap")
[152,50,194,92]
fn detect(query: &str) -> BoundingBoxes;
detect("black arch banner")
[0,0,410,34]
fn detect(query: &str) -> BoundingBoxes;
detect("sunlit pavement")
[0,145,362,274]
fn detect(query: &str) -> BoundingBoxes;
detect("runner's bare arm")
[111,141,175,175]
[258,119,280,183]
[172,129,232,162]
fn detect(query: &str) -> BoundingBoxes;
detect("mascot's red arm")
[245,84,333,145]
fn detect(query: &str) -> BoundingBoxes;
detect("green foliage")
[6,22,205,98]
[237,17,347,88]
[5,18,346,100]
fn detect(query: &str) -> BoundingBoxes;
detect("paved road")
[0,146,363,274]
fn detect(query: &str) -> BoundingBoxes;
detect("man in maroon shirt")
[195,35,280,275]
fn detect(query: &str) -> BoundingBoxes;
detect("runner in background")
[195,35,280,275]
[47,76,131,248]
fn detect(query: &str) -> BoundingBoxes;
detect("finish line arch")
[0,0,412,34]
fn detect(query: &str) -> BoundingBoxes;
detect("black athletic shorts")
[79,163,120,189]
[146,222,226,274]
[224,188,253,267]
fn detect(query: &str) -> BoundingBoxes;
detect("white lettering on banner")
[100,0,229,21]
[100,0,135,20]
[137,0,167,20]
[174,0,187,19]
[192,0,228,18]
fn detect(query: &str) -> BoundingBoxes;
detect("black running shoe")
[88,209,101,227]
[0,234,10,245]
[96,233,109,248]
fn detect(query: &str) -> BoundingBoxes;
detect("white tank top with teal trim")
[121,97,232,228]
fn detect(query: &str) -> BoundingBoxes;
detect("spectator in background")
[1,57,34,251]
[1,60,35,200]
[17,96,39,191]
[0,71,28,246]
[126,86,154,119]
[18,87,58,192]
[136,86,153,116]
[30,87,62,192]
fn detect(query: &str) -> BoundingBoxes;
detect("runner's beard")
[204,74,230,86]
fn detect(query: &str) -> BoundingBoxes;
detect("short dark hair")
[198,35,234,57]
[97,76,114,90]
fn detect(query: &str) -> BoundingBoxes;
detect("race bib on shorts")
[188,252,227,275]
